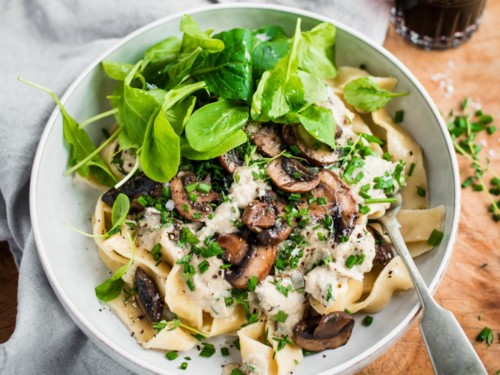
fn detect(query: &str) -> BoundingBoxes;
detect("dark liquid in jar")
[394,0,486,38]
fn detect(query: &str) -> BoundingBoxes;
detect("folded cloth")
[0,0,390,373]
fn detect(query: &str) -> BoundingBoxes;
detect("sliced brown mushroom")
[367,225,394,266]
[218,148,244,174]
[134,267,164,322]
[170,172,220,222]
[313,169,359,239]
[102,173,163,213]
[254,196,294,245]
[252,124,284,157]
[293,311,354,352]
[242,200,277,232]
[267,157,320,193]
[217,233,249,266]
[282,125,339,166]
[225,245,277,289]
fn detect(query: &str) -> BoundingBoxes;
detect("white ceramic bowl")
[30,4,460,375]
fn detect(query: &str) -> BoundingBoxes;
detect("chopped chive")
[179,362,188,370]
[184,356,191,360]
[362,315,374,326]
[326,284,333,301]
[197,183,212,193]
[382,152,392,161]
[359,205,370,215]
[275,310,288,323]
[362,133,384,145]
[137,196,148,207]
[316,197,327,205]
[189,193,198,202]
[231,369,245,375]
[427,229,444,246]
[344,308,353,315]
[345,255,357,269]
[478,114,493,125]
[151,243,162,262]
[356,253,366,265]
[185,183,198,193]
[220,347,230,356]
[476,327,493,346]
[233,338,240,350]
[472,184,484,192]
[461,176,474,188]
[492,177,500,186]
[365,198,396,204]
[417,186,427,197]
[192,211,202,220]
[186,278,195,292]
[394,110,405,123]
[461,97,470,110]
[247,276,258,292]
[408,162,416,177]
[289,193,301,201]
[199,342,216,358]
[165,351,178,361]
[359,191,372,199]
[198,260,209,274]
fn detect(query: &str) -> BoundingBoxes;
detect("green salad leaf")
[297,105,336,148]
[166,96,197,135]
[140,107,180,182]
[252,25,290,79]
[185,100,249,152]
[192,28,254,102]
[109,193,130,234]
[180,130,247,160]
[102,61,134,81]
[343,77,408,112]
[95,233,135,301]
[113,62,164,149]
[298,22,337,79]
[180,14,225,53]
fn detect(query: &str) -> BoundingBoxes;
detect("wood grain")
[0,1,499,373]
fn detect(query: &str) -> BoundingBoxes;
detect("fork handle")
[379,216,487,375]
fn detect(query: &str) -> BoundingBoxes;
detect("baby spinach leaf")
[95,234,135,301]
[180,130,247,160]
[165,47,202,89]
[343,77,408,112]
[297,105,336,148]
[252,25,290,79]
[298,22,337,79]
[180,14,224,53]
[185,100,249,152]
[110,193,130,231]
[163,81,207,111]
[142,36,181,69]
[18,78,116,186]
[140,107,180,182]
[166,96,196,135]
[191,28,254,102]
[251,19,305,123]
[114,62,164,149]
[298,70,328,107]
[102,61,134,81]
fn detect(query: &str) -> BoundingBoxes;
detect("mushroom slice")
[218,148,244,174]
[102,173,163,213]
[242,200,277,232]
[134,267,164,322]
[367,225,394,266]
[217,233,249,266]
[282,125,339,166]
[225,245,277,289]
[252,124,284,157]
[170,172,220,222]
[257,219,293,246]
[318,169,359,239]
[267,157,320,193]
[293,312,354,352]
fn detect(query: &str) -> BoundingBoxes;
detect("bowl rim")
[29,3,461,375]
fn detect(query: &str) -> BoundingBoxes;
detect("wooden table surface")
[1,2,499,374]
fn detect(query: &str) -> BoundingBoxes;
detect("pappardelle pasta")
[66,15,444,375]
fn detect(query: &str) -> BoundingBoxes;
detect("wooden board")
[1,1,499,373]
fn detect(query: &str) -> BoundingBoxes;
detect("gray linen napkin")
[0,0,390,374]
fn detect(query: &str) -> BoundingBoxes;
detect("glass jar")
[392,0,487,50]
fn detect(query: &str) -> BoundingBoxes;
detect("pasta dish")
[57,15,444,375]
